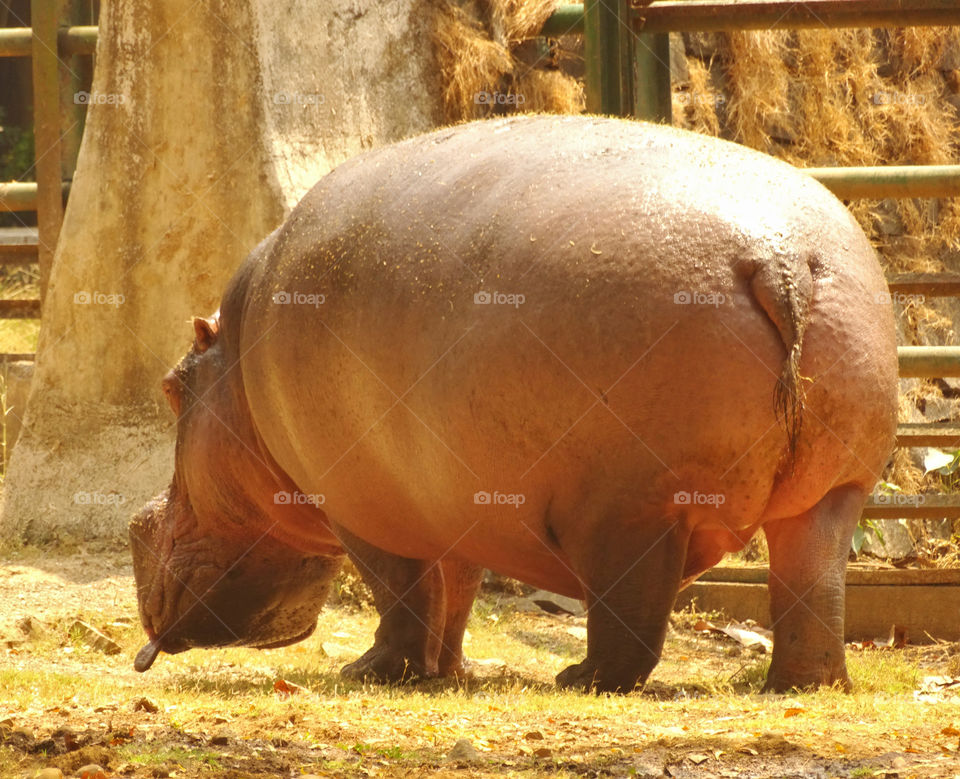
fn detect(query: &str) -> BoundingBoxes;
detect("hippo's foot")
[556,661,642,694]
[762,664,852,694]
[438,656,474,681]
[340,644,436,684]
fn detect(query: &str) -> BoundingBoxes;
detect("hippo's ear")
[193,315,220,354]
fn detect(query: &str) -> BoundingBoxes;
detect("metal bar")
[633,32,672,122]
[0,182,38,212]
[0,181,70,213]
[896,422,960,448]
[898,346,960,378]
[807,165,960,199]
[584,0,629,114]
[0,300,42,318]
[632,0,960,33]
[59,25,97,56]
[0,25,97,57]
[888,273,960,297]
[540,3,584,36]
[31,0,64,303]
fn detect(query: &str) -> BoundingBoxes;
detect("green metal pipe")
[632,0,960,33]
[540,0,960,38]
[898,346,960,378]
[60,26,98,56]
[0,182,38,212]
[0,25,97,57]
[539,3,584,36]
[806,165,960,199]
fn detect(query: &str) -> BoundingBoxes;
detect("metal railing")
[0,0,98,331]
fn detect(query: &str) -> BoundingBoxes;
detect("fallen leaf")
[784,708,804,718]
[533,747,552,758]
[688,753,710,764]
[524,731,544,741]
[273,679,307,699]
[738,746,759,756]
[942,726,960,736]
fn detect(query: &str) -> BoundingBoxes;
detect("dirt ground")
[1,546,960,779]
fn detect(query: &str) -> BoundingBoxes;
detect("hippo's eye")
[161,373,182,417]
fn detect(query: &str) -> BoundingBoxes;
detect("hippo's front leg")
[763,484,865,692]
[332,524,481,682]
[556,516,691,693]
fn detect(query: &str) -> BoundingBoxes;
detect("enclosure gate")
[1,0,960,518]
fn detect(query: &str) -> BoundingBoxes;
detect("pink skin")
[132,116,898,693]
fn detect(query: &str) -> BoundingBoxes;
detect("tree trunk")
[0,0,443,542]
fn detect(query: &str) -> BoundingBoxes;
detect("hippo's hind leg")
[333,524,481,683]
[557,516,691,693]
[763,484,865,692]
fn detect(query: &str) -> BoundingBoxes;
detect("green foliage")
[0,106,34,182]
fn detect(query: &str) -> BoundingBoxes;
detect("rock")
[16,616,46,638]
[2,726,35,750]
[133,697,159,713]
[77,766,107,779]
[69,621,121,655]
[448,738,479,761]
[860,519,916,560]
[33,769,63,779]
[683,30,721,60]
[528,590,585,617]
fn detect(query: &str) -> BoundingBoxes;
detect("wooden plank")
[702,565,960,586]
[674,581,960,641]
[0,244,40,265]
[0,299,42,318]
[888,273,960,297]
[0,353,35,361]
[896,422,960,448]
[863,493,960,519]
[31,0,64,303]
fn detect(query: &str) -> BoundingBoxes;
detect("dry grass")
[1,548,959,778]
[430,0,582,121]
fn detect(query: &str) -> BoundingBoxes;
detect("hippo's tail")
[748,255,814,461]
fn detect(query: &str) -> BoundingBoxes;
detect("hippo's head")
[129,315,343,671]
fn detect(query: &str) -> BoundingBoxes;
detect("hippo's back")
[234,115,897,583]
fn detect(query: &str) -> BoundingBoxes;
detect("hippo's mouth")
[133,622,318,672]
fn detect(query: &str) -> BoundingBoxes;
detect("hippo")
[130,114,898,692]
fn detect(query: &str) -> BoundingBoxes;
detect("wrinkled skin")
[133,116,898,693]
[129,294,346,669]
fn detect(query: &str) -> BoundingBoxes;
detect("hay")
[430,0,582,121]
